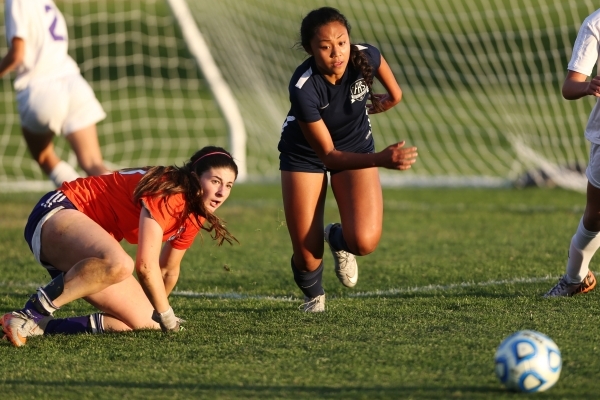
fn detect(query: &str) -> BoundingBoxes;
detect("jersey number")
[45,5,65,41]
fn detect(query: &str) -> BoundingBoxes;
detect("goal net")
[0,0,227,191]
[0,0,597,191]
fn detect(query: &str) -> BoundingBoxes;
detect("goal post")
[181,0,597,191]
[165,0,247,182]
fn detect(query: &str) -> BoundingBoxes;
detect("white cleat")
[1,310,51,347]
[324,223,358,288]
[301,294,326,312]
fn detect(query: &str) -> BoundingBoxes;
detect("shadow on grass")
[0,380,508,399]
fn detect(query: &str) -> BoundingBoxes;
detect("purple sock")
[44,313,105,335]
[22,297,50,323]
[44,316,90,335]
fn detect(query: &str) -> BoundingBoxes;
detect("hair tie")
[192,151,232,165]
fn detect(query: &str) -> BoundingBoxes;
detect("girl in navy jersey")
[278,7,418,312]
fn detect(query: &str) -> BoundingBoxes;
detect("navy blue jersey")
[278,43,381,164]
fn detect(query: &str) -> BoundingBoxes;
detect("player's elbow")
[390,88,402,105]
[8,38,25,66]
[561,85,573,100]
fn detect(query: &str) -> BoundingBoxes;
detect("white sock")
[566,218,600,283]
[48,161,80,187]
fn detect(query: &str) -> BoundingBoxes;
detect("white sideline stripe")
[1,274,566,301]
[349,275,561,298]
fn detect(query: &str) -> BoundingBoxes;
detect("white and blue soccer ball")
[494,330,562,393]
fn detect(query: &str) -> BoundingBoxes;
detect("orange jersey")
[59,170,203,250]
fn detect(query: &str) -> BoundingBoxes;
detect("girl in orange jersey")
[1,146,238,347]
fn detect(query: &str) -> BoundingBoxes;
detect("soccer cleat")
[544,271,596,298]
[1,310,52,347]
[301,294,326,312]
[324,223,358,288]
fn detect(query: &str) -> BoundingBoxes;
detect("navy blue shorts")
[279,143,376,175]
[24,190,77,278]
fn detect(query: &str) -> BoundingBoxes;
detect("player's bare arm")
[299,120,417,171]
[136,207,170,313]
[159,243,185,296]
[0,37,24,78]
[367,55,402,114]
[562,70,600,99]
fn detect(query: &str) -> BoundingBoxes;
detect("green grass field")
[1,185,599,399]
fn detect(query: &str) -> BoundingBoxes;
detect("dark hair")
[299,7,384,113]
[132,146,238,245]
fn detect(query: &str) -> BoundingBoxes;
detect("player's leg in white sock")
[566,218,600,283]
[48,160,80,187]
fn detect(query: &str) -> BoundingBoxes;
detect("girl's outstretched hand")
[379,141,418,170]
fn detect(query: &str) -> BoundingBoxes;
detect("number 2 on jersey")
[45,4,65,41]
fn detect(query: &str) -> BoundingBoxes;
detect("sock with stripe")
[44,313,105,335]
[291,257,325,299]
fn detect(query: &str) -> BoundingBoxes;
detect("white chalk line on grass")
[348,275,561,298]
[1,274,565,302]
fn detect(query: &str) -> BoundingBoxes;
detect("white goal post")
[165,0,247,182]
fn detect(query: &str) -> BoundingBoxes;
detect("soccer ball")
[494,330,562,393]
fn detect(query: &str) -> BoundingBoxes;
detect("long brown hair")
[299,7,384,113]
[132,146,239,245]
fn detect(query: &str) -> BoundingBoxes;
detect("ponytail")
[350,45,384,113]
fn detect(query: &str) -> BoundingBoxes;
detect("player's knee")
[104,256,134,283]
[348,233,380,256]
[583,210,600,232]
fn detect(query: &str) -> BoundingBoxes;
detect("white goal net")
[0,0,597,191]
[0,0,227,191]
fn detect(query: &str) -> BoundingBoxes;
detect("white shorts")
[16,73,106,136]
[586,143,600,189]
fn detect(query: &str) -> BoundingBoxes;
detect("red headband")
[192,151,232,165]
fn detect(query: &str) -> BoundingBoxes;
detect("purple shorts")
[24,190,77,278]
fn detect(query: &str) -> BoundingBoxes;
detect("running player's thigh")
[281,171,328,260]
[21,127,55,161]
[84,275,158,331]
[40,209,129,273]
[330,168,383,248]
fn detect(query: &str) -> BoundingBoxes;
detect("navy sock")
[291,257,325,298]
[329,224,352,253]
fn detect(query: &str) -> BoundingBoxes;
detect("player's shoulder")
[289,57,317,92]
[583,8,600,27]
[355,43,381,65]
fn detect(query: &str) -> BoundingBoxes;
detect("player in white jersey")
[545,8,600,297]
[0,0,109,187]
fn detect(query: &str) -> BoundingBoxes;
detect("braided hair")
[132,146,238,245]
[299,7,384,113]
